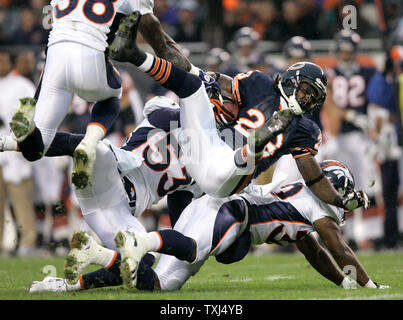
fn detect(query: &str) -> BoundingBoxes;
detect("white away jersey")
[241,181,344,246]
[49,0,154,51]
[108,97,202,217]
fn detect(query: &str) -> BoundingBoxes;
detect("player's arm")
[314,216,388,288]
[139,13,193,72]
[295,154,369,210]
[296,234,346,287]
[295,154,343,205]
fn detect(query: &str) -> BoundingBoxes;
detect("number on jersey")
[143,132,192,197]
[55,0,117,24]
[331,75,366,108]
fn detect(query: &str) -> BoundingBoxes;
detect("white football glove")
[364,280,391,289]
[342,190,370,210]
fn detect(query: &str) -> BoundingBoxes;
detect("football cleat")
[247,109,295,155]
[114,231,149,289]
[64,232,103,285]
[27,277,70,293]
[109,11,142,63]
[9,97,36,142]
[71,141,96,189]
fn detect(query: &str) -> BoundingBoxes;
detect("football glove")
[342,190,370,211]
[364,280,391,289]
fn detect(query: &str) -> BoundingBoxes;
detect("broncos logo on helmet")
[320,160,355,196]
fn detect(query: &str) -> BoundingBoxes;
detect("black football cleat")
[247,109,295,155]
[109,11,142,63]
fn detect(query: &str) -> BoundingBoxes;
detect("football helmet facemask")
[275,61,327,115]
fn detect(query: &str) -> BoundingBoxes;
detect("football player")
[27,160,389,292]
[8,0,194,190]
[108,12,369,215]
[323,29,378,248]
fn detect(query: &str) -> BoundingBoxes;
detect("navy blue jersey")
[219,70,322,178]
[328,65,376,133]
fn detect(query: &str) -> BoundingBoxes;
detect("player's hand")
[375,283,391,289]
[342,190,370,210]
[199,70,221,94]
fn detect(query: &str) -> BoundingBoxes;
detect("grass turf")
[0,251,402,300]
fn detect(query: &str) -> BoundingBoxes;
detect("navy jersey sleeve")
[147,107,180,132]
[366,72,396,112]
[232,70,277,108]
[288,117,322,159]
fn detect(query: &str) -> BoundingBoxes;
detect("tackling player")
[8,0,194,190]
[109,12,369,211]
[27,160,389,292]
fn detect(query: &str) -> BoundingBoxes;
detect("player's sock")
[137,52,201,99]
[80,252,122,289]
[17,127,44,161]
[157,230,196,262]
[81,268,122,289]
[89,97,120,133]
[135,258,157,291]
[80,252,156,290]
[45,132,84,157]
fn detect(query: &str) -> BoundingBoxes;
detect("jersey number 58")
[55,0,117,24]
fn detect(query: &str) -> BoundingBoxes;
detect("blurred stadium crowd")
[0,0,403,257]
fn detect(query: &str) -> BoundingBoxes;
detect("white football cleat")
[71,141,96,189]
[9,97,36,142]
[27,277,72,293]
[114,231,150,288]
[64,232,105,285]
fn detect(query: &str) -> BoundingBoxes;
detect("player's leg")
[109,15,293,196]
[10,44,75,161]
[68,43,122,189]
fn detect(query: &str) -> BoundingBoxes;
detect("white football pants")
[34,42,122,153]
[155,195,245,291]
[179,84,253,198]
[73,141,146,250]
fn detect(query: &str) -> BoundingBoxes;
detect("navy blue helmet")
[274,61,327,115]
[335,29,361,53]
[320,160,355,196]
[233,27,259,47]
[284,36,312,60]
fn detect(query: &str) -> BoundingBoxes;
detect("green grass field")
[1,251,402,301]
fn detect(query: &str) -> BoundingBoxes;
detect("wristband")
[333,195,344,208]
[305,173,324,187]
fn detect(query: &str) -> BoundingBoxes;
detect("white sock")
[94,247,118,269]
[138,52,155,72]
[81,124,105,148]
[141,232,163,252]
